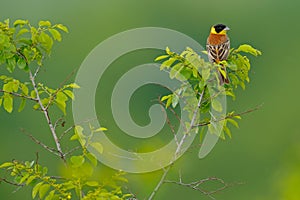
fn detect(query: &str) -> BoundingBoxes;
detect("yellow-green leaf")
[90,142,103,154]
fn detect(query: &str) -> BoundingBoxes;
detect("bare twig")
[0,89,38,102]
[64,146,81,157]
[164,177,242,200]
[194,104,263,127]
[20,129,60,157]
[29,70,66,163]
[148,87,206,200]
[0,178,24,187]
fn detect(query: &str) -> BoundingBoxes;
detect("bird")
[206,24,230,84]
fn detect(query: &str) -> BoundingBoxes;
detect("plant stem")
[29,70,66,163]
[148,87,206,200]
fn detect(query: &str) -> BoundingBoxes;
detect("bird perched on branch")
[206,24,230,84]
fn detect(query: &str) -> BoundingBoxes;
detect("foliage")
[0,19,132,200]
[156,44,261,139]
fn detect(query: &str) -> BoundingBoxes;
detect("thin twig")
[164,177,241,199]
[148,87,207,200]
[0,178,24,187]
[194,104,263,127]
[29,70,66,163]
[0,89,38,102]
[20,129,60,156]
[64,146,81,157]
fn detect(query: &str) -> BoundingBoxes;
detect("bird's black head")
[213,24,229,33]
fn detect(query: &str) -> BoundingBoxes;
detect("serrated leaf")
[39,184,50,199]
[90,142,103,154]
[161,57,177,70]
[172,94,179,108]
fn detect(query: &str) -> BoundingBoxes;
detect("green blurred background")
[1,0,299,199]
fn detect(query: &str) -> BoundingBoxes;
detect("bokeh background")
[1,0,299,199]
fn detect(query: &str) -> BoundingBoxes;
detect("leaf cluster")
[156,44,261,139]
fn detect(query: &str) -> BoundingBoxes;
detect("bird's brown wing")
[206,39,230,63]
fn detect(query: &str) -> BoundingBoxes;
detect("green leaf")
[17,58,27,69]
[39,20,51,27]
[165,46,171,54]
[26,175,36,185]
[94,127,108,132]
[63,90,74,100]
[16,28,29,37]
[161,57,177,70]
[38,32,53,53]
[55,24,69,33]
[165,96,172,108]
[68,83,80,89]
[18,99,26,112]
[19,173,30,184]
[32,182,44,199]
[223,125,232,139]
[21,84,29,95]
[44,190,55,200]
[70,155,85,167]
[3,95,13,113]
[13,19,28,27]
[0,162,14,168]
[49,29,62,41]
[227,118,239,128]
[39,184,50,199]
[172,94,179,108]
[90,142,104,154]
[236,44,262,56]
[201,68,210,82]
[6,57,16,73]
[86,152,97,166]
[211,99,222,112]
[85,181,99,187]
[155,55,169,62]
[161,94,171,102]
[169,63,184,79]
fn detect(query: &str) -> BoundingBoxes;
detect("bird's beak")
[224,27,230,31]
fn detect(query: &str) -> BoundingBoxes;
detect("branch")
[29,70,66,163]
[0,178,24,187]
[20,129,60,157]
[164,177,242,199]
[0,89,38,102]
[148,87,206,200]
[194,104,263,127]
